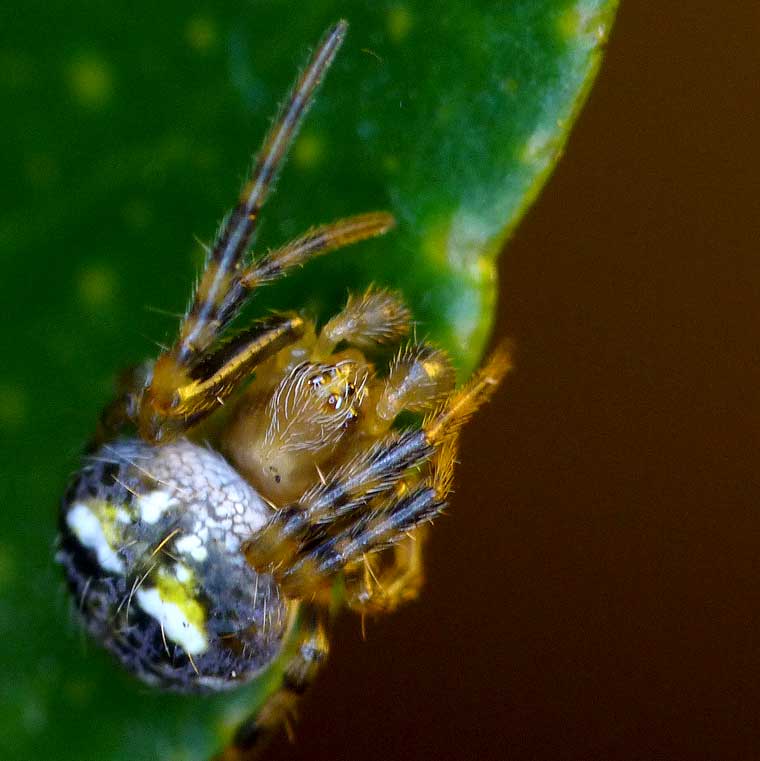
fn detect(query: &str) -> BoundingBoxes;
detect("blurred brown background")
[265,3,760,760]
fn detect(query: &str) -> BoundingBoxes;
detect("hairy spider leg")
[139,211,394,442]
[340,341,457,609]
[342,341,460,613]
[240,212,395,292]
[245,344,512,590]
[344,524,430,615]
[361,342,456,437]
[175,21,348,366]
[140,314,307,441]
[215,605,329,761]
[138,20,395,443]
[142,21,348,439]
[277,435,461,597]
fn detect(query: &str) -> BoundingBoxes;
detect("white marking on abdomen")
[137,490,178,524]
[66,504,125,574]
[135,587,208,654]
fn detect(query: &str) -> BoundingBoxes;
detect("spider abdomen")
[58,438,292,693]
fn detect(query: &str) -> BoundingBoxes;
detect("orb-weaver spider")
[58,20,510,760]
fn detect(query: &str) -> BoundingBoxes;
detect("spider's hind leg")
[216,604,329,761]
[344,525,430,615]
[90,360,154,448]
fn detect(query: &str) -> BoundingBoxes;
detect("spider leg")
[273,436,459,597]
[344,525,430,615]
[245,344,511,589]
[240,212,394,292]
[141,210,393,442]
[175,21,347,365]
[141,21,357,440]
[215,604,329,761]
[139,314,306,442]
[90,361,154,447]
[308,342,457,605]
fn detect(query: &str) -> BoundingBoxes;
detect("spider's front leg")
[128,19,393,445]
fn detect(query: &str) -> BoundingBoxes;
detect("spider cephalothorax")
[58,20,509,760]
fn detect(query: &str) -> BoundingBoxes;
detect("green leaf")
[0,1,616,759]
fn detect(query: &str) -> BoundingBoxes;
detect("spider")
[57,20,510,760]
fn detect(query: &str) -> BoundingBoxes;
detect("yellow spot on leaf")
[0,385,25,429]
[78,264,116,309]
[64,678,95,707]
[382,154,400,174]
[66,53,112,109]
[387,6,413,43]
[165,749,197,761]
[122,198,153,230]
[500,78,519,96]
[25,153,58,188]
[293,132,324,169]
[422,217,449,269]
[185,16,217,53]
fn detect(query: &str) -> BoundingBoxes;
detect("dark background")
[266,3,760,761]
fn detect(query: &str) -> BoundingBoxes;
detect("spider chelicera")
[57,20,510,760]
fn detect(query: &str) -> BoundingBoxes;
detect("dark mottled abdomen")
[58,438,292,693]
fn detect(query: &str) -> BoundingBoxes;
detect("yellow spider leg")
[240,212,395,291]
[139,315,304,442]
[344,526,430,615]
[144,22,348,437]
[176,21,347,365]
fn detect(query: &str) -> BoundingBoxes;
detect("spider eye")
[341,407,359,429]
